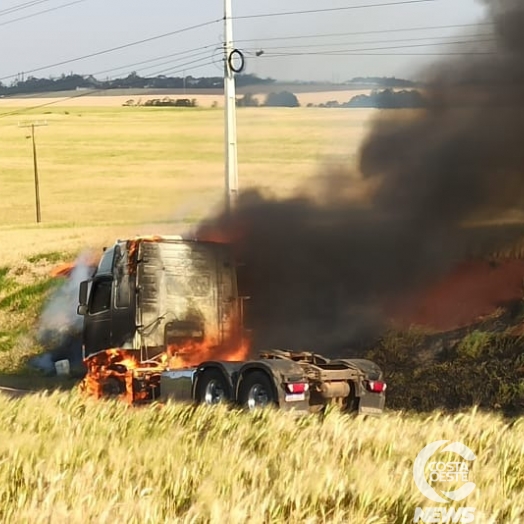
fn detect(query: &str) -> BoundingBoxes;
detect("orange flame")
[81,337,251,403]
[50,262,76,278]
[80,348,163,404]
[166,337,250,368]
[50,252,100,278]
[127,235,166,272]
[389,259,524,331]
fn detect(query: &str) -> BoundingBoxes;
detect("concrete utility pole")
[19,121,47,223]
[224,0,239,215]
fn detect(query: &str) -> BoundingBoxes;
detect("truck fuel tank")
[160,369,197,402]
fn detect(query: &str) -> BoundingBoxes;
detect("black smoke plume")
[199,0,524,354]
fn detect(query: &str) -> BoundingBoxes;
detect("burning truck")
[77,236,386,414]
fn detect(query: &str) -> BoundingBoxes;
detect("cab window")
[90,279,112,314]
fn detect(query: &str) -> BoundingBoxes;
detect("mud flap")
[357,388,386,415]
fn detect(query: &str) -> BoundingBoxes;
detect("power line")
[314,51,494,55]
[0,0,55,17]
[0,18,222,82]
[233,22,494,44]
[91,44,217,77]
[134,35,492,75]
[260,38,495,57]
[144,59,218,79]
[0,18,487,85]
[261,51,494,58]
[0,0,88,27]
[232,0,440,20]
[246,34,494,53]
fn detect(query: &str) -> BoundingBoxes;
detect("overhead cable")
[233,22,494,44]
[232,0,441,20]
[0,17,222,82]
[0,0,88,27]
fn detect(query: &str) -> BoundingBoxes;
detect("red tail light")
[286,382,309,394]
[365,380,386,393]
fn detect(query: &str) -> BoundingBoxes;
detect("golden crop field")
[0,393,522,524]
[0,102,375,265]
[1,99,523,523]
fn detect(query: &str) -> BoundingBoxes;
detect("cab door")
[83,276,112,357]
[110,244,136,348]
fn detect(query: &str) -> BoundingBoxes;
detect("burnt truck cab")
[78,236,240,359]
[78,236,386,415]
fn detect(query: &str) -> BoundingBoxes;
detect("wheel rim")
[204,379,226,405]
[247,384,270,409]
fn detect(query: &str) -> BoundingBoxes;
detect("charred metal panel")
[136,240,239,351]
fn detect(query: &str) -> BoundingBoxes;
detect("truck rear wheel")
[196,369,231,405]
[238,371,276,410]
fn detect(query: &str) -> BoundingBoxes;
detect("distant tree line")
[237,91,300,107]
[0,72,275,95]
[346,76,420,88]
[119,91,300,109]
[122,89,425,110]
[237,89,426,109]
[123,97,198,107]
[315,89,427,109]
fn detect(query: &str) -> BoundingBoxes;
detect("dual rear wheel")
[195,369,230,405]
[196,369,276,409]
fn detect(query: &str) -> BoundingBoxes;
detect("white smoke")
[37,251,96,348]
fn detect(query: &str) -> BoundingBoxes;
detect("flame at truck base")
[81,337,250,403]
[80,349,162,404]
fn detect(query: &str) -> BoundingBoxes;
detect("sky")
[0,0,488,84]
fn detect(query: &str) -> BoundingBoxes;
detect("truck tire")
[102,376,126,397]
[345,382,359,412]
[195,369,231,405]
[238,371,277,410]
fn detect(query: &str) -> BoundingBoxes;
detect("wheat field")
[0,392,522,524]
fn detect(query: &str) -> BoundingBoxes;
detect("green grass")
[0,278,59,311]
[26,251,65,264]
[0,255,72,375]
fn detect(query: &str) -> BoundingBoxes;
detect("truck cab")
[78,236,242,362]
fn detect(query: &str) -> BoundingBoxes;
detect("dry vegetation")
[0,393,522,524]
[0,104,374,263]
